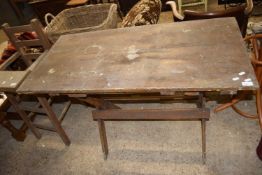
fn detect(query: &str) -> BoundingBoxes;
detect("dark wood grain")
[17,18,258,94]
[92,108,210,120]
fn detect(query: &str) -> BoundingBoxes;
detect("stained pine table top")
[17,18,258,95]
[0,71,29,93]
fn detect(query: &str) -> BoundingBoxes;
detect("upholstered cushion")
[121,0,162,27]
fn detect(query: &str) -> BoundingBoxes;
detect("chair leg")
[256,89,262,131]
[98,119,108,160]
[37,96,71,146]
[178,0,182,14]
[6,94,41,139]
[201,119,206,164]
[204,0,208,12]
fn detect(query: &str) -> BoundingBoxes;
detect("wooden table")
[17,18,258,162]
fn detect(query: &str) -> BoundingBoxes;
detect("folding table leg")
[201,119,206,164]
[198,92,207,164]
[0,113,26,141]
[6,94,41,139]
[98,119,108,160]
[197,92,205,108]
[37,96,71,146]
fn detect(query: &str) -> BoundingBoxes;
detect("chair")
[0,19,71,145]
[121,0,162,27]
[215,34,262,131]
[166,0,253,37]
[2,19,52,66]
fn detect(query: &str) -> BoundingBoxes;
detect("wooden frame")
[215,34,262,131]
[16,18,258,161]
[91,99,210,164]
[0,19,72,145]
[2,19,52,66]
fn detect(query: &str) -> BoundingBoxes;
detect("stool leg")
[98,119,108,160]
[37,96,71,146]
[201,119,206,164]
[6,94,41,139]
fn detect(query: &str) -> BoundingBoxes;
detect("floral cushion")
[121,0,162,27]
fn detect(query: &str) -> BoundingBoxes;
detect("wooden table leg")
[0,112,26,141]
[201,119,206,164]
[37,96,71,146]
[198,92,207,164]
[6,94,41,139]
[197,92,205,108]
[80,97,119,158]
[98,119,108,160]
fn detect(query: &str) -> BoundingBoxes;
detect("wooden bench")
[92,108,210,163]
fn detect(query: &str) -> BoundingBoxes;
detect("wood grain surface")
[0,71,29,93]
[17,18,258,94]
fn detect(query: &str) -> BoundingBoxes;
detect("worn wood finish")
[19,97,53,132]
[201,119,206,164]
[0,21,72,144]
[0,52,20,71]
[17,18,258,95]
[0,112,26,141]
[37,96,71,146]
[19,105,46,114]
[6,93,42,139]
[92,108,210,120]
[78,97,120,110]
[58,100,71,122]
[93,99,210,162]
[15,18,258,159]
[0,71,29,93]
[214,34,262,131]
[0,61,70,144]
[2,19,52,66]
[98,119,108,160]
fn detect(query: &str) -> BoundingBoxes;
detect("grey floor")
[1,1,262,175]
[0,101,262,175]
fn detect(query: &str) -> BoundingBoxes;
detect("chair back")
[245,34,262,87]
[121,0,162,27]
[2,19,52,66]
[183,6,248,37]
[169,0,253,37]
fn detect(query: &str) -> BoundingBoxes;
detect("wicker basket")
[45,3,118,42]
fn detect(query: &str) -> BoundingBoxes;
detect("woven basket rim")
[45,3,117,34]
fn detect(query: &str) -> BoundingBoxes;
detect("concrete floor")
[0,101,261,175]
[1,1,262,175]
